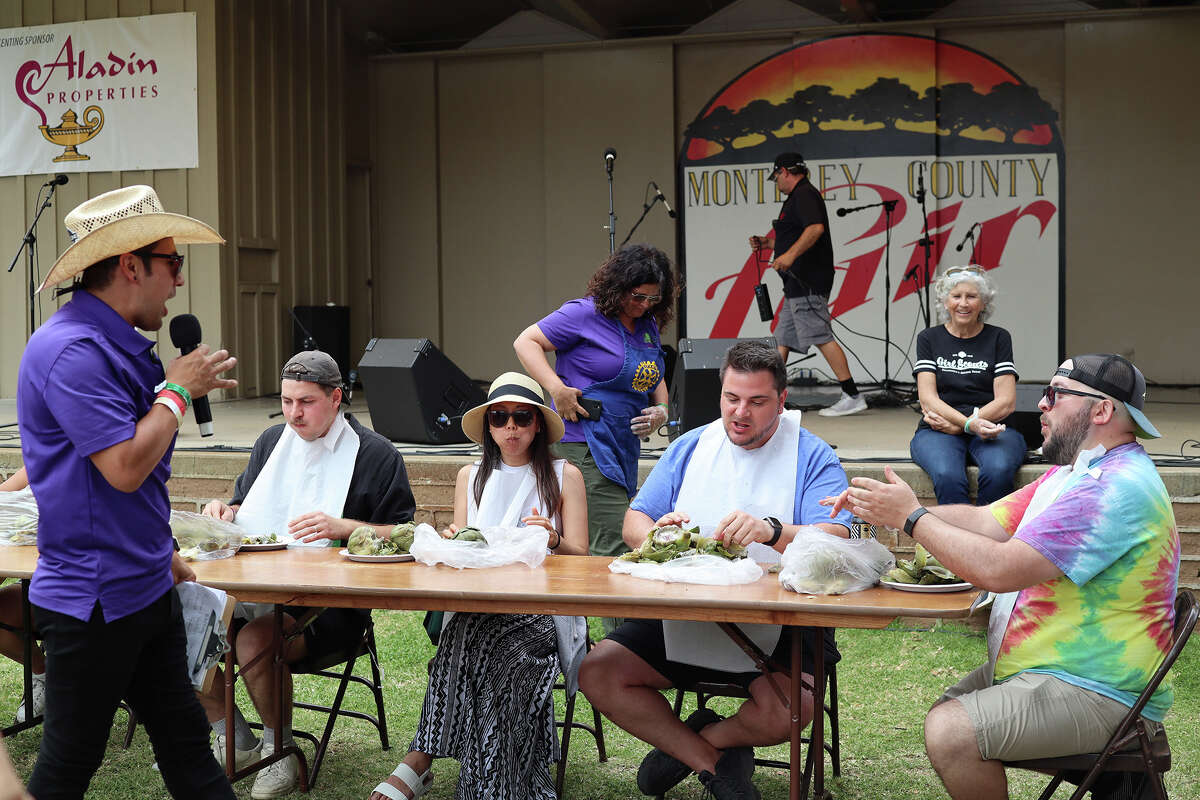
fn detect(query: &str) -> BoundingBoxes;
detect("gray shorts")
[774,294,834,352]
[940,664,1157,761]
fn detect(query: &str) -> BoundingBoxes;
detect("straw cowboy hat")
[460,372,566,445]
[39,184,223,292]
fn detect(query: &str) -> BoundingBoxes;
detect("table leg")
[812,627,828,800]
[224,644,236,778]
[790,626,803,800]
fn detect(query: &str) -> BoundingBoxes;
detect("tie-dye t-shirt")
[989,442,1179,721]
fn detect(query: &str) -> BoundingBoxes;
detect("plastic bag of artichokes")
[171,510,244,561]
[408,522,549,569]
[0,487,39,546]
[778,525,895,595]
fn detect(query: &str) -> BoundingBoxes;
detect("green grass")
[1,613,1196,799]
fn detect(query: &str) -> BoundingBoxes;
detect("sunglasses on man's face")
[487,408,536,428]
[1041,384,1107,409]
[135,249,185,279]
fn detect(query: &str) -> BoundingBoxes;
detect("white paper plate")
[879,579,974,593]
[238,541,289,552]
[339,549,415,563]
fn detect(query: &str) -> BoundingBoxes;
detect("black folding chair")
[553,636,607,799]
[1003,590,1197,800]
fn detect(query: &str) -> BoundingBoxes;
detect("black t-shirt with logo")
[912,324,1018,431]
[772,177,835,297]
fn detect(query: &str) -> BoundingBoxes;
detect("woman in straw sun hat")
[17,184,238,798]
[372,372,588,800]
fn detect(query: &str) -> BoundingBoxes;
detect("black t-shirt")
[231,413,416,525]
[772,177,835,297]
[913,324,1019,431]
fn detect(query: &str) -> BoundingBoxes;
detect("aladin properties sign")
[0,13,198,177]
[680,33,1063,382]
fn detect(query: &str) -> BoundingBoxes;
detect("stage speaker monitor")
[669,337,776,441]
[293,306,350,381]
[356,338,486,445]
[1008,383,1046,451]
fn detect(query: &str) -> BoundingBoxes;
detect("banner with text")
[680,34,1063,382]
[0,13,198,176]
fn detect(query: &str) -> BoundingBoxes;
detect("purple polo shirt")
[17,291,175,623]
[538,297,661,443]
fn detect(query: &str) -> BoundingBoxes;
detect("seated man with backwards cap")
[827,353,1180,800]
[199,350,416,799]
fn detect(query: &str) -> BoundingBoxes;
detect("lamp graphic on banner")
[39,106,105,162]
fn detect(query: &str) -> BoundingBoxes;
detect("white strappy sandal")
[372,763,433,800]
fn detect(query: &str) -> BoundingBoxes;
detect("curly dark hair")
[586,243,679,329]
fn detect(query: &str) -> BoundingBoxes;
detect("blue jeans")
[910,426,1027,506]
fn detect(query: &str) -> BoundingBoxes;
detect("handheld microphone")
[46,174,68,187]
[915,161,926,202]
[603,147,616,173]
[168,314,214,437]
[650,182,677,219]
[955,222,980,252]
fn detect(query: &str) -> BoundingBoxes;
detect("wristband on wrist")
[903,507,930,536]
[963,416,973,433]
[163,382,192,409]
[154,395,184,428]
[549,529,561,549]
[763,516,783,547]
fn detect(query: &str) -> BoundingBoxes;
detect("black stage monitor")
[356,338,485,444]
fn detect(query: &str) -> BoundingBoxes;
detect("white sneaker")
[251,753,300,799]
[818,392,867,417]
[212,733,262,771]
[14,673,45,723]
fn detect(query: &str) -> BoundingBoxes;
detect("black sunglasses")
[1042,384,1107,409]
[134,249,185,278]
[487,408,536,428]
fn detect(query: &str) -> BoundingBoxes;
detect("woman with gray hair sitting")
[909,266,1027,505]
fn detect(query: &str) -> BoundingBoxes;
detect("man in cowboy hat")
[199,350,415,798]
[17,185,238,797]
[827,353,1179,800]
[748,151,866,417]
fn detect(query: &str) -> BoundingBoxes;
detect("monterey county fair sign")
[0,13,198,176]
[680,34,1063,382]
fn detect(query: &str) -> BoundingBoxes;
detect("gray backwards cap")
[281,350,343,389]
[1056,353,1160,439]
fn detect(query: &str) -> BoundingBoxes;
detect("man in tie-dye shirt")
[827,353,1178,800]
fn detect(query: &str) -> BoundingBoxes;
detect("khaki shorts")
[774,294,834,352]
[940,664,1157,762]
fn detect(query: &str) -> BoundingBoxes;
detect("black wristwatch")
[903,507,930,536]
[763,516,783,547]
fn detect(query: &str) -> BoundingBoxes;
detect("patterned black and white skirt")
[410,612,559,800]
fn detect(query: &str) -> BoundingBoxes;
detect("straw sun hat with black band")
[39,184,223,293]
[461,372,565,445]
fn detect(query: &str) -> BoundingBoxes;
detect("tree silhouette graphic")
[685,76,1057,157]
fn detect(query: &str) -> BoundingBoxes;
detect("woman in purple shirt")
[514,244,677,560]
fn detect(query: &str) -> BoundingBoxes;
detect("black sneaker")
[636,707,724,795]
[697,748,761,800]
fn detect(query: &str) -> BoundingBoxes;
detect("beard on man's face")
[1043,403,1094,465]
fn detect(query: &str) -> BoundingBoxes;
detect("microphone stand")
[837,199,909,406]
[904,163,933,328]
[604,151,617,254]
[8,179,64,339]
[620,182,666,247]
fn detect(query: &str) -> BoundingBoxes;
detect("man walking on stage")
[18,185,238,798]
[749,151,866,417]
